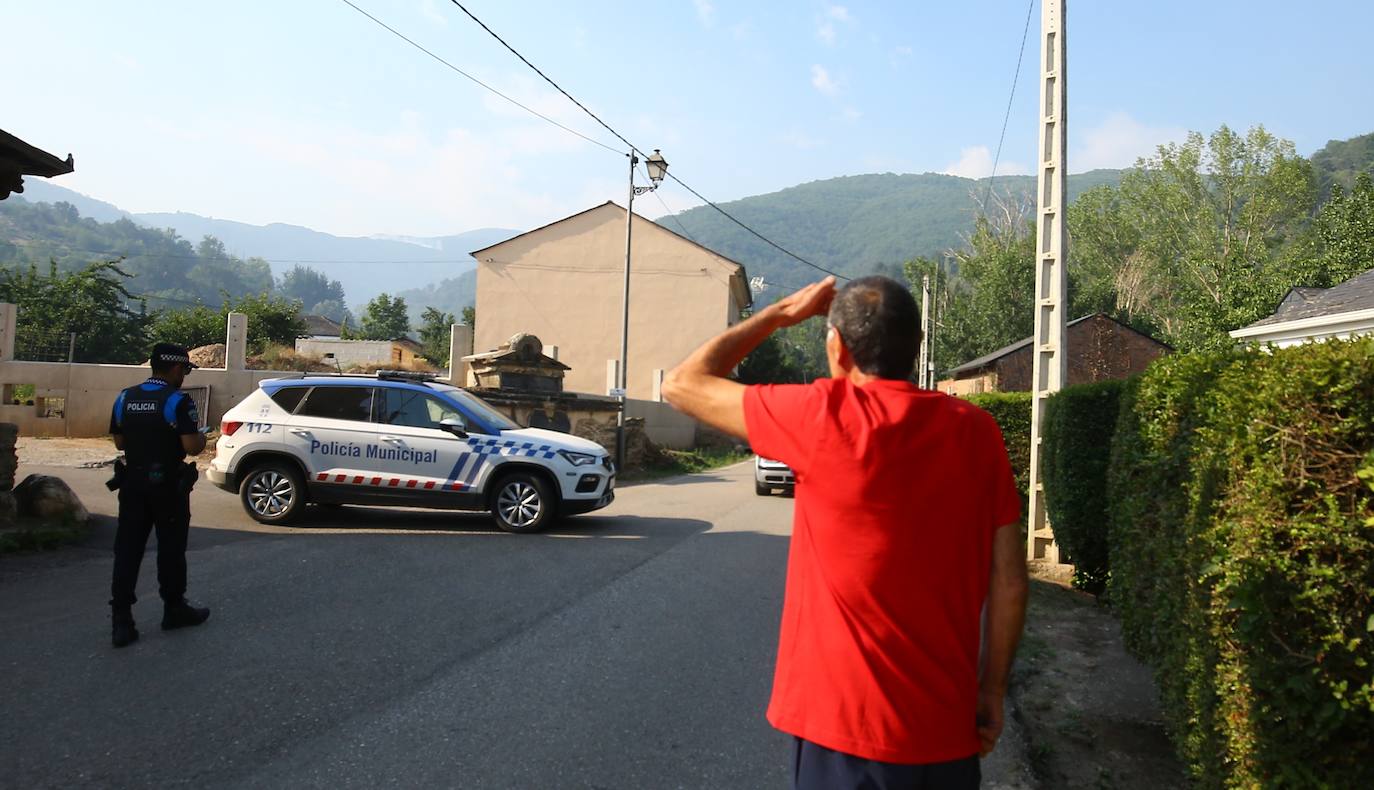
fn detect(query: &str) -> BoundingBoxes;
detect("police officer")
[109,343,210,648]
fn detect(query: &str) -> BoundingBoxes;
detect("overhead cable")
[337,0,621,155]
[982,0,1036,213]
[443,0,849,282]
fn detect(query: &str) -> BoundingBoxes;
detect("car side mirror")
[439,417,469,438]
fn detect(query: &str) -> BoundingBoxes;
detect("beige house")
[471,202,751,400]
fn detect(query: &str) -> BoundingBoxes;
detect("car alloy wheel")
[247,469,296,518]
[497,479,542,529]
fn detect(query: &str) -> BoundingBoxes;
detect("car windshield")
[442,389,519,432]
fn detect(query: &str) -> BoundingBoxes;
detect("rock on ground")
[13,474,90,524]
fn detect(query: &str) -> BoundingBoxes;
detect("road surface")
[0,461,1030,789]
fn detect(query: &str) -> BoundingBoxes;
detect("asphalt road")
[0,462,1030,789]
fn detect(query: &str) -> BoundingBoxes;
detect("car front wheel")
[240,462,305,525]
[491,472,555,533]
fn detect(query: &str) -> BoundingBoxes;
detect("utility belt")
[107,459,198,494]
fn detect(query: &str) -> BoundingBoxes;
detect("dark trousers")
[792,737,980,790]
[110,483,191,608]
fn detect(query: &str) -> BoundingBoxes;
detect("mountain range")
[8,129,1371,321]
[12,180,515,313]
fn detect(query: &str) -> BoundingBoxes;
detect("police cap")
[150,342,198,369]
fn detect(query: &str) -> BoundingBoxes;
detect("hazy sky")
[8,1,1373,237]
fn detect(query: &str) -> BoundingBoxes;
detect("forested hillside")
[1310,131,1374,195]
[667,170,1123,296]
[0,199,272,306]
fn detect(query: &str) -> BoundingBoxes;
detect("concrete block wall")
[0,307,297,438]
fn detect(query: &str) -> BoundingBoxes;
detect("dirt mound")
[189,344,226,369]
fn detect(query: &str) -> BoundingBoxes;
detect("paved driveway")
[0,461,1029,789]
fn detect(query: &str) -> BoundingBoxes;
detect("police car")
[206,372,615,532]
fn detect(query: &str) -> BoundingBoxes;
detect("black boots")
[112,607,139,648]
[112,601,209,647]
[161,599,211,631]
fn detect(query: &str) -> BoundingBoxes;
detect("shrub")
[965,391,1032,509]
[1108,340,1374,788]
[247,345,333,372]
[1040,379,1124,593]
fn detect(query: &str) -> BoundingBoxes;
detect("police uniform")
[109,343,209,647]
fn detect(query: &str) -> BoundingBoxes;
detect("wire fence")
[13,330,78,363]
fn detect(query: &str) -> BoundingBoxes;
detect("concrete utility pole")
[918,274,931,388]
[1027,0,1068,563]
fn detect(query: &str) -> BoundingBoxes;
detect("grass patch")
[0,518,90,553]
[621,447,752,482]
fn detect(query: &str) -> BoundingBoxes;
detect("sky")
[7,1,1374,238]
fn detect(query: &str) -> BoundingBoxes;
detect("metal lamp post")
[616,148,668,470]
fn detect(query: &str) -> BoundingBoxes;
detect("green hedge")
[1041,379,1124,594]
[965,391,1031,510]
[1108,340,1374,788]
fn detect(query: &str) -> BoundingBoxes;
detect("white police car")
[206,372,615,533]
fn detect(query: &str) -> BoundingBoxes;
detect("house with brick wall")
[938,314,1170,395]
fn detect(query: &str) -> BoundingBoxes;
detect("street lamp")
[617,148,668,471]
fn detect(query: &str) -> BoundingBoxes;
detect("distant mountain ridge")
[11,129,1370,322]
[13,180,517,306]
[668,169,1125,297]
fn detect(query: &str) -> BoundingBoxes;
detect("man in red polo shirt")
[663,275,1028,788]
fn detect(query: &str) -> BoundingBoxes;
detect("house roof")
[470,200,753,308]
[0,129,75,200]
[1240,268,1374,329]
[301,314,342,336]
[948,314,1168,376]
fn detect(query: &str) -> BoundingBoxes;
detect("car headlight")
[559,450,600,467]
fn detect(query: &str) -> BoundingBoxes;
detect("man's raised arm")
[662,276,836,440]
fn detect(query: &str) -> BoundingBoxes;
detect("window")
[297,386,375,422]
[269,387,308,413]
[378,388,462,430]
[444,389,519,432]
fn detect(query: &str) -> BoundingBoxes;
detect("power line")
[982,0,1036,214]
[638,163,698,244]
[443,0,849,283]
[336,0,621,155]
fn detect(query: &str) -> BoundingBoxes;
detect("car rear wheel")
[240,461,305,525]
[491,472,554,533]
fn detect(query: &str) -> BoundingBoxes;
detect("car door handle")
[289,428,312,437]
[379,435,404,444]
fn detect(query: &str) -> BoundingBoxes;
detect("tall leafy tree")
[1068,124,1317,351]
[357,293,410,340]
[306,298,351,324]
[223,293,307,354]
[277,265,346,313]
[417,306,456,366]
[148,304,223,350]
[1310,172,1374,286]
[0,260,149,363]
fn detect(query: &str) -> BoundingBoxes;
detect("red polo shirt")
[743,377,1021,764]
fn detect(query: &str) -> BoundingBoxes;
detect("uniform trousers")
[110,481,191,608]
